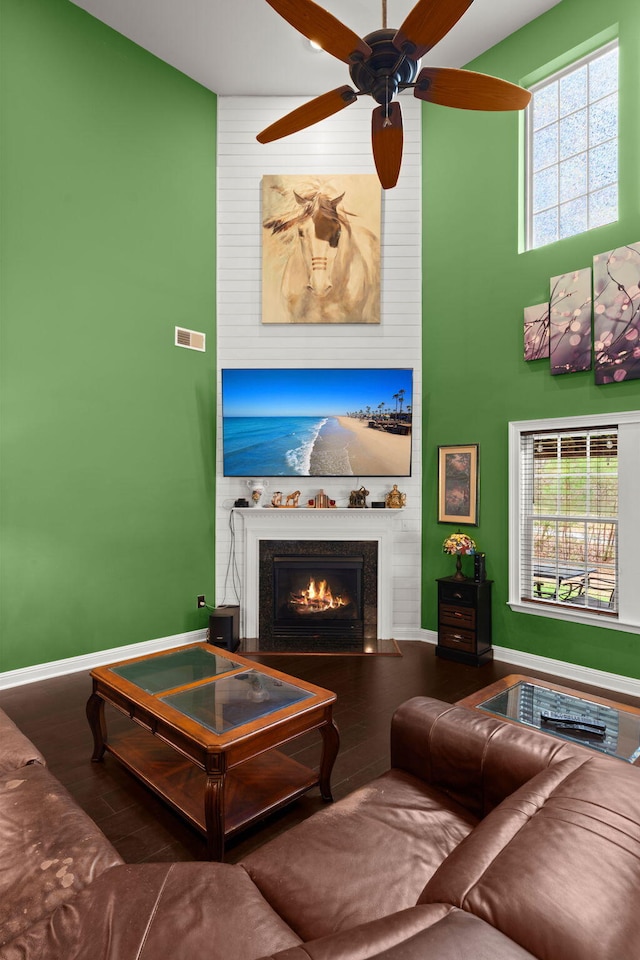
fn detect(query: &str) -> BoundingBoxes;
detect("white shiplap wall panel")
[216,95,422,641]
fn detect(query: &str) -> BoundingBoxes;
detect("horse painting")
[262,175,381,324]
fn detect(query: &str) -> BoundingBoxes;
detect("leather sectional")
[1,694,639,959]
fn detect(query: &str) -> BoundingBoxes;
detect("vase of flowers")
[442,531,477,581]
[247,478,269,507]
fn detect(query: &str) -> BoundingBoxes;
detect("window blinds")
[520,427,618,615]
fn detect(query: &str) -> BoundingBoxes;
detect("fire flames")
[289,578,349,615]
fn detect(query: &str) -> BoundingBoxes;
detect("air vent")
[175,326,206,352]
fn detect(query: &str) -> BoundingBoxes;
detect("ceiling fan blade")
[371,102,404,190]
[264,0,372,64]
[393,0,474,60]
[257,86,358,144]
[414,67,532,110]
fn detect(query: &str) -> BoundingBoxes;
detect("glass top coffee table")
[86,643,339,860]
[458,674,640,764]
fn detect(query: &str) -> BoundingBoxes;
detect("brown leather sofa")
[1,695,639,959]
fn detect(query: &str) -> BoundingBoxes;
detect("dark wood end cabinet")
[436,576,493,666]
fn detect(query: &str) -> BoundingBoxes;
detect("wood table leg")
[319,719,340,801]
[86,692,107,762]
[204,771,226,861]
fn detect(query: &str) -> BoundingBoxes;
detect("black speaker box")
[207,605,240,652]
[474,553,486,582]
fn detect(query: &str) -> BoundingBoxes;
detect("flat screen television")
[221,368,413,478]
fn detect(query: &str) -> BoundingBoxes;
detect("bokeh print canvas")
[524,303,550,361]
[593,242,640,384]
[549,268,592,374]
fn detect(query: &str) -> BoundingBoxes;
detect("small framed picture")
[437,444,479,525]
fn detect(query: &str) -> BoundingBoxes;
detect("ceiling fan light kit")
[258,0,532,189]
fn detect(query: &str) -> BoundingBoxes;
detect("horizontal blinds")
[520,427,618,615]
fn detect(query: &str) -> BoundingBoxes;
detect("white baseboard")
[393,627,437,644]
[0,629,208,690]
[492,645,640,699]
[404,629,640,698]
[2,627,639,701]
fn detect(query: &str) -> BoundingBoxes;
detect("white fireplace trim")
[236,508,403,640]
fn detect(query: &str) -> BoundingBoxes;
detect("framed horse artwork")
[261,174,381,324]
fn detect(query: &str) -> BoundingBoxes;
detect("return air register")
[175,327,206,352]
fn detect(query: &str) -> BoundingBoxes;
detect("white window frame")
[509,410,640,634]
[525,39,619,251]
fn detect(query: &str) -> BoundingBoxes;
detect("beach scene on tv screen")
[222,368,413,477]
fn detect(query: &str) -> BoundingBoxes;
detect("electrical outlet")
[197,595,206,609]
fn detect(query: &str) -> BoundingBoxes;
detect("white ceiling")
[69,0,562,97]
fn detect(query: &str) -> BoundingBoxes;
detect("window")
[520,428,618,615]
[509,411,640,634]
[526,41,618,250]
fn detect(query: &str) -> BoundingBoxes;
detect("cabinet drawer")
[439,582,475,606]
[440,604,476,629]
[439,628,475,652]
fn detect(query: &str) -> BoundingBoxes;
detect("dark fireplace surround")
[259,540,378,652]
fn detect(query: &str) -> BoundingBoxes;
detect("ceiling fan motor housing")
[349,29,419,105]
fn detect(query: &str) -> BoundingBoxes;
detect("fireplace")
[259,540,378,652]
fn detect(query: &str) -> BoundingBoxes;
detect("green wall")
[423,0,640,677]
[0,0,217,672]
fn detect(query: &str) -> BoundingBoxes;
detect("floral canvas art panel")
[524,302,550,360]
[262,174,381,324]
[593,242,640,384]
[549,267,592,375]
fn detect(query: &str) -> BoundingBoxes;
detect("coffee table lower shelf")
[106,727,320,845]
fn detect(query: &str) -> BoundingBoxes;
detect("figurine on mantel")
[349,485,369,508]
[385,484,406,509]
[270,489,300,507]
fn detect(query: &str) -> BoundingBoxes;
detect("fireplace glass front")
[272,556,364,642]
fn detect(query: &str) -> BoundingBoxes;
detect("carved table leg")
[319,719,340,801]
[204,771,226,861]
[86,692,107,762]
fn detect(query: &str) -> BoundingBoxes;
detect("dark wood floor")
[1,642,637,864]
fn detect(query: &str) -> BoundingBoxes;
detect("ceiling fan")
[257,0,531,189]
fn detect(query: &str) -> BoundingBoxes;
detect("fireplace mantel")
[234,507,403,522]
[234,508,402,640]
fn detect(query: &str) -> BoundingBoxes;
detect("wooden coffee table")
[458,674,640,765]
[86,642,339,860]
